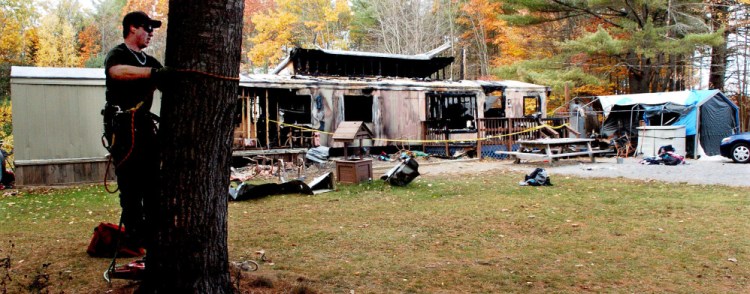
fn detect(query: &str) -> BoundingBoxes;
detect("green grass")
[1,172,749,293]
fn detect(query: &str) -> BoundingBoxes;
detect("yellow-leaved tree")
[248,8,297,71]
[248,0,351,72]
[34,0,89,67]
[0,101,12,163]
[35,12,80,67]
[0,10,24,66]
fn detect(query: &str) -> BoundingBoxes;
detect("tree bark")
[709,40,729,91]
[143,0,244,292]
[709,2,730,91]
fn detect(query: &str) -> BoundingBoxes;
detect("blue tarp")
[598,90,740,156]
[599,90,738,136]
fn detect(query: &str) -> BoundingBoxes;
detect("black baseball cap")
[123,11,162,30]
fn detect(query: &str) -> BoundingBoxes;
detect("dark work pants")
[105,112,160,251]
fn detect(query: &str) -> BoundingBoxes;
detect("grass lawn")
[1,170,748,293]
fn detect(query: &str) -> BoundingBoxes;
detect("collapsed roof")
[272,43,455,79]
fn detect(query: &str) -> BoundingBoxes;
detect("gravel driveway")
[385,156,750,187]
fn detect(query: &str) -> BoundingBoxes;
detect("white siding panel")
[12,82,107,161]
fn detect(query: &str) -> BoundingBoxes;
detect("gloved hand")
[151,66,176,91]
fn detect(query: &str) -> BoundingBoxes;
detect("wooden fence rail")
[422,117,571,158]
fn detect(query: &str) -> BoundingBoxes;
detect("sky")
[81,0,94,10]
[47,0,95,12]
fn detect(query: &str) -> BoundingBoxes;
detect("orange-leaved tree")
[457,0,531,78]
[78,24,101,67]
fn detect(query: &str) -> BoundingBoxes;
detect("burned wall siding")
[332,91,345,147]
[378,90,423,146]
[478,93,488,120]
[318,87,354,147]
[312,91,325,131]
[372,94,383,144]
[504,89,547,118]
[327,89,382,147]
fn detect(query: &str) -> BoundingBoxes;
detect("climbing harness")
[101,102,144,193]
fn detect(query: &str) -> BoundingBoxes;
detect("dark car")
[720,132,750,163]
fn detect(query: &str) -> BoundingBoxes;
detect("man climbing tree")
[141,0,245,292]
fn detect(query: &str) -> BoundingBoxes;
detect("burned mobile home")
[234,45,565,157]
[9,46,562,186]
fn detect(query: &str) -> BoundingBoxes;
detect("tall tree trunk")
[709,40,729,91]
[144,0,244,292]
[626,52,651,94]
[709,2,730,91]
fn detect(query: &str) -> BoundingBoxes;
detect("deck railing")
[479,117,569,148]
[422,117,571,157]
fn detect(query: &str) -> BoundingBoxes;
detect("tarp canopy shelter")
[598,90,740,157]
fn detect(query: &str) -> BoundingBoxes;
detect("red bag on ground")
[86,222,145,258]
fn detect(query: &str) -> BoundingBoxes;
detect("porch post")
[477,119,483,159]
[507,118,514,151]
[421,122,427,154]
[444,125,450,156]
[265,89,269,148]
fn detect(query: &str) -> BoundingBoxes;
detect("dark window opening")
[523,95,540,117]
[279,95,311,125]
[427,92,477,131]
[344,95,373,122]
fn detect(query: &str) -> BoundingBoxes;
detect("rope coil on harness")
[102,102,144,194]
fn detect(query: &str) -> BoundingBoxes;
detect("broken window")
[427,92,477,131]
[484,90,505,118]
[523,95,540,117]
[279,95,311,125]
[344,95,373,122]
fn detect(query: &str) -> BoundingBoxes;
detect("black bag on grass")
[522,168,552,186]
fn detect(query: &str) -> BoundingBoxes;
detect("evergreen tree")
[497,0,724,94]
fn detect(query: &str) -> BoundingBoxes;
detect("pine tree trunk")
[709,2,729,92]
[709,39,728,91]
[626,52,650,94]
[142,1,244,292]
